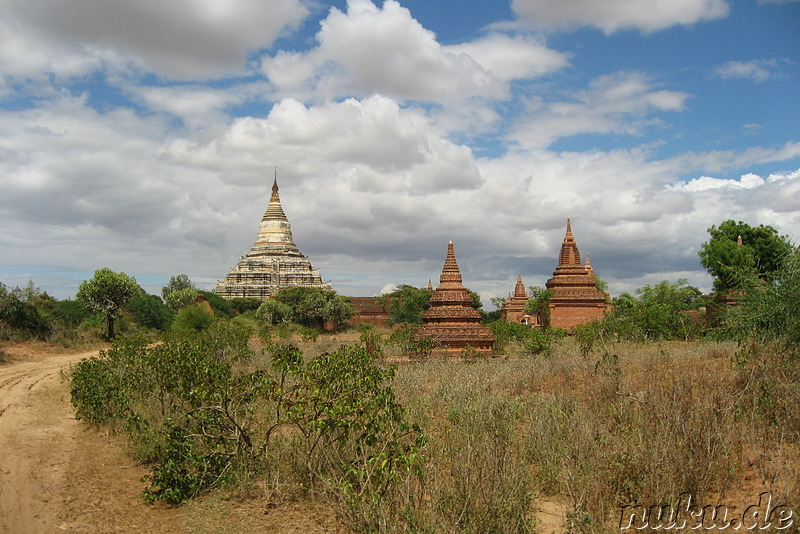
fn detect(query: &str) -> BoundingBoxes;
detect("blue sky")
[0,0,798,306]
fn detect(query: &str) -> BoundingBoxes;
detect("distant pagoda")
[215,175,330,300]
[413,241,495,352]
[500,273,533,325]
[544,219,607,329]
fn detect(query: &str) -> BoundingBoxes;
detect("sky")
[0,0,798,308]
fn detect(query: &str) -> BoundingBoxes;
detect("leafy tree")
[55,299,92,327]
[377,285,435,326]
[608,279,705,341]
[161,274,198,312]
[699,220,794,292]
[255,299,293,324]
[723,249,800,348]
[76,268,141,339]
[273,287,354,330]
[0,286,50,338]
[128,293,174,331]
[524,286,553,328]
[634,279,704,310]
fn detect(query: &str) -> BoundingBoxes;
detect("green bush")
[255,299,293,324]
[128,293,174,331]
[228,297,263,314]
[70,321,424,518]
[172,304,213,332]
[199,290,234,319]
[70,356,128,425]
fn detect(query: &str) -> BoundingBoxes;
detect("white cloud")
[665,142,800,174]
[262,0,566,104]
[511,72,689,149]
[510,0,729,33]
[0,0,308,80]
[444,34,569,82]
[165,96,482,192]
[673,173,765,192]
[1,89,798,300]
[713,59,783,83]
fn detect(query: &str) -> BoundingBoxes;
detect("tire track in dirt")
[0,351,94,533]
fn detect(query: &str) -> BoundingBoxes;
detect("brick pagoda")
[215,176,330,300]
[413,241,495,352]
[500,274,534,325]
[545,219,608,330]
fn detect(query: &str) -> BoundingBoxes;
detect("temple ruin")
[413,241,495,352]
[214,177,330,300]
[544,219,608,330]
[500,274,535,325]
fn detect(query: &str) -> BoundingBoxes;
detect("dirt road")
[0,344,340,534]
[0,345,186,533]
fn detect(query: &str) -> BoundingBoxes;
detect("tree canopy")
[162,274,199,312]
[76,268,140,339]
[699,220,794,292]
[272,287,354,330]
[376,285,435,326]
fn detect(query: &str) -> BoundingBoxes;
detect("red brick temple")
[545,219,608,330]
[500,274,535,325]
[413,241,495,352]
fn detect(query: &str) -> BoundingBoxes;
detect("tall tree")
[376,285,434,325]
[699,220,794,292]
[77,268,140,339]
[162,274,199,312]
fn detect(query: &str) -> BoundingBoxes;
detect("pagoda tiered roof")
[215,175,330,300]
[413,241,495,352]
[544,219,608,329]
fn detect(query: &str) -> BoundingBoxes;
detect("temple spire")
[513,273,526,298]
[216,172,330,300]
[439,240,463,285]
[263,171,288,221]
[558,218,581,266]
[413,241,495,352]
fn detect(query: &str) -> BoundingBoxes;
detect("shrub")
[172,304,213,332]
[128,293,174,331]
[70,356,128,425]
[255,299,293,324]
[229,297,263,314]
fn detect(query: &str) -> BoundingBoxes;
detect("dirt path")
[0,345,185,533]
[0,344,341,534]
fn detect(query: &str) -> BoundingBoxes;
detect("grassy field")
[234,330,797,533]
[68,324,800,533]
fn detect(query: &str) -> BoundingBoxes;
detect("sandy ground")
[0,343,340,534]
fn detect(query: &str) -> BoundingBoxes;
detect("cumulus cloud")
[444,34,570,82]
[262,0,565,104]
[511,72,689,149]
[0,0,308,80]
[713,59,784,82]
[510,0,729,33]
[165,95,482,192]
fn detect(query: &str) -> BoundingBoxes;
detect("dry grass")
[382,336,798,533]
